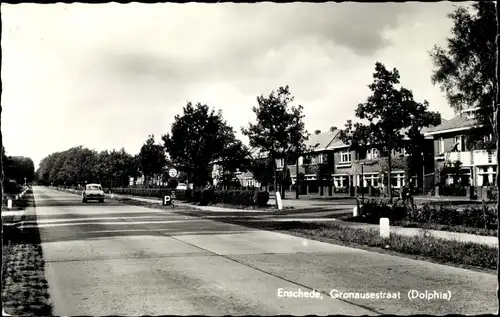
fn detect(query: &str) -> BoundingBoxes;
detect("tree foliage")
[429,1,496,141]
[2,146,35,191]
[162,102,248,188]
[36,146,136,187]
[242,85,309,196]
[340,62,440,200]
[138,135,167,186]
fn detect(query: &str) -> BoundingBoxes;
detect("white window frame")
[317,153,325,164]
[340,150,351,163]
[439,138,444,154]
[454,135,462,152]
[275,158,284,169]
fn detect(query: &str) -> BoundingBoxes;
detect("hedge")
[360,198,498,230]
[110,187,270,207]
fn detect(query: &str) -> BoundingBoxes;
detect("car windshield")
[87,185,101,190]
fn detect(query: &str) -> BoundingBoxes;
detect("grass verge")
[2,189,53,316]
[222,220,498,272]
[341,215,498,237]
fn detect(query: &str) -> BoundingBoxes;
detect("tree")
[138,135,167,187]
[247,157,274,188]
[49,151,70,186]
[37,152,61,185]
[109,148,135,187]
[340,62,440,202]
[430,2,496,144]
[162,102,247,188]
[2,148,35,191]
[242,85,309,199]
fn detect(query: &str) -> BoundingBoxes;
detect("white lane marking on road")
[22,220,208,228]
[79,229,257,235]
[33,216,188,223]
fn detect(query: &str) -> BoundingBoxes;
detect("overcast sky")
[3,2,463,168]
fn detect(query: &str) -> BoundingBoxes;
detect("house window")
[275,159,284,168]
[317,154,326,164]
[340,151,351,163]
[454,136,462,152]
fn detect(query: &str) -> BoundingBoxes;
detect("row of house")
[231,108,497,194]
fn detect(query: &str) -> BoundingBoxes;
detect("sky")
[2,2,464,168]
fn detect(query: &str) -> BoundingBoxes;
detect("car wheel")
[99,199,104,203]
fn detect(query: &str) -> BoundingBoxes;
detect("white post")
[353,206,359,217]
[7,199,12,210]
[275,191,283,210]
[380,217,390,238]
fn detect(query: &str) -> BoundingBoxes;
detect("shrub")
[111,187,271,207]
[360,198,406,222]
[253,191,270,206]
[360,198,498,230]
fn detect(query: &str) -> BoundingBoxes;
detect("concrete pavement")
[29,186,497,315]
[90,191,498,246]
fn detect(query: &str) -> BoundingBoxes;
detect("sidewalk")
[101,191,498,247]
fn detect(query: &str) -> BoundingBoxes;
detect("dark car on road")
[82,183,105,203]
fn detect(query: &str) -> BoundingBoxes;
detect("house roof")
[424,115,479,135]
[305,129,340,151]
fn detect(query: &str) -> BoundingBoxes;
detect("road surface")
[29,186,497,315]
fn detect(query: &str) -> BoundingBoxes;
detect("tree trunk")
[295,155,300,199]
[273,158,278,201]
[388,151,393,202]
[494,0,500,299]
[281,162,287,199]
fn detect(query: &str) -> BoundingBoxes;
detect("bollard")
[353,206,359,217]
[7,199,12,210]
[275,191,283,210]
[379,217,390,238]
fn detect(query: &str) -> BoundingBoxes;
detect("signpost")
[163,195,172,206]
[166,167,178,208]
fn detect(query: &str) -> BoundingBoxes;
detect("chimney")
[314,129,321,135]
[330,126,337,132]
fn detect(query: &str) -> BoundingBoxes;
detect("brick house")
[287,126,435,195]
[424,108,496,188]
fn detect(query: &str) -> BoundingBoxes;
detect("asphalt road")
[30,186,497,315]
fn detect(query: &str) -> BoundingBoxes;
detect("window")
[317,154,326,164]
[438,138,444,154]
[454,136,462,152]
[340,151,351,163]
[275,159,284,168]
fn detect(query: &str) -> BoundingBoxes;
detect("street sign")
[163,195,171,206]
[168,168,178,178]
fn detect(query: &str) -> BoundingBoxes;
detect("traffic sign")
[168,168,178,178]
[163,195,171,206]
